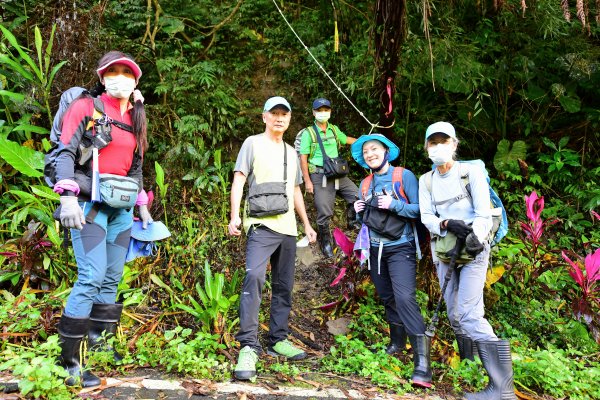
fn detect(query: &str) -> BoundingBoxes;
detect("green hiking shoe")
[267,339,307,360]
[234,346,258,380]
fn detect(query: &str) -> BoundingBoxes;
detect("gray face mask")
[428,143,454,165]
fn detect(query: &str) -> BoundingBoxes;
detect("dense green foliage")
[1,0,599,398]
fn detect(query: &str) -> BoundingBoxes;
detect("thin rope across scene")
[271,0,394,133]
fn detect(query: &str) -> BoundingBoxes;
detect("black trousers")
[368,241,426,336]
[235,226,297,352]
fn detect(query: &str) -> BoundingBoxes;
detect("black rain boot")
[317,224,334,258]
[346,204,361,230]
[385,323,407,355]
[88,303,124,362]
[409,334,432,388]
[456,334,478,361]
[464,340,517,400]
[57,315,101,388]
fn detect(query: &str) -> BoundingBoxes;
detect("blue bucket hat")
[351,133,400,169]
[126,221,171,262]
[131,221,171,242]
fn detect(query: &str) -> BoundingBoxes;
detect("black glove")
[465,232,485,257]
[445,219,473,240]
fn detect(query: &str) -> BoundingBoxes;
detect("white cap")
[425,121,456,141]
[263,96,291,112]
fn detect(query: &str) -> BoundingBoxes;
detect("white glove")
[138,205,153,229]
[59,196,85,230]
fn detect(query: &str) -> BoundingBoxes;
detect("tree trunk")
[373,0,406,136]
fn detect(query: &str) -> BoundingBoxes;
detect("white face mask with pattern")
[104,75,136,99]
[427,142,455,165]
[314,111,331,123]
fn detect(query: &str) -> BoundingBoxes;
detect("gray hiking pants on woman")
[435,242,497,341]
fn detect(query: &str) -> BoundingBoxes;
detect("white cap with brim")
[351,133,400,169]
[263,96,291,112]
[96,57,143,83]
[425,121,456,141]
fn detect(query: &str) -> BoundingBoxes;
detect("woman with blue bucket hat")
[351,133,432,388]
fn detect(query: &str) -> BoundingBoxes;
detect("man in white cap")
[228,96,317,380]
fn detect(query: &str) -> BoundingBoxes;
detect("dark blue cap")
[312,98,331,109]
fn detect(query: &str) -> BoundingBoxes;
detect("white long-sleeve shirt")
[418,161,492,243]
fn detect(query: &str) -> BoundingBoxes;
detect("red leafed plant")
[319,228,367,313]
[518,191,558,275]
[0,220,54,292]
[562,248,600,343]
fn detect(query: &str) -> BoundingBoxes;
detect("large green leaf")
[12,124,49,134]
[0,25,40,81]
[0,54,34,81]
[493,139,527,174]
[558,95,581,113]
[0,90,26,102]
[0,137,44,177]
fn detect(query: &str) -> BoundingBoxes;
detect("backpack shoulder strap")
[307,126,318,160]
[391,166,407,202]
[424,170,434,193]
[360,174,374,200]
[92,97,104,116]
[458,161,473,200]
[330,123,342,148]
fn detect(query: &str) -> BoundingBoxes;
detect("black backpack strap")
[85,202,102,224]
[91,97,134,132]
[111,120,134,132]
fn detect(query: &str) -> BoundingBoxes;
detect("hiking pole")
[425,237,465,338]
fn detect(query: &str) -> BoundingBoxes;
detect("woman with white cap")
[419,121,516,399]
[351,133,432,388]
[52,51,153,387]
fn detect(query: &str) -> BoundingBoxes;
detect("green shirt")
[298,122,348,167]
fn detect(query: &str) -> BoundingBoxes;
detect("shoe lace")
[237,347,257,369]
[275,339,300,354]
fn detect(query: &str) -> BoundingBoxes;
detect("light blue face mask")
[125,221,171,262]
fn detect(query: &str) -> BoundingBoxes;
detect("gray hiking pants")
[435,242,498,341]
[236,225,297,352]
[310,171,358,226]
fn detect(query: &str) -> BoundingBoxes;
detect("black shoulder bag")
[247,142,289,217]
[314,123,349,178]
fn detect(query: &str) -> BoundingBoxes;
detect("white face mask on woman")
[314,111,331,123]
[104,75,136,99]
[428,142,455,165]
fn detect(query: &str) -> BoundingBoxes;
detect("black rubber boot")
[57,315,101,388]
[409,334,432,388]
[317,224,334,258]
[88,303,123,362]
[346,204,361,230]
[456,334,477,361]
[465,340,517,400]
[385,323,407,354]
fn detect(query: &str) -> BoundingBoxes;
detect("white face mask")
[104,75,136,99]
[314,111,331,123]
[428,143,455,165]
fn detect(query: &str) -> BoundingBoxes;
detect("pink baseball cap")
[96,57,142,83]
